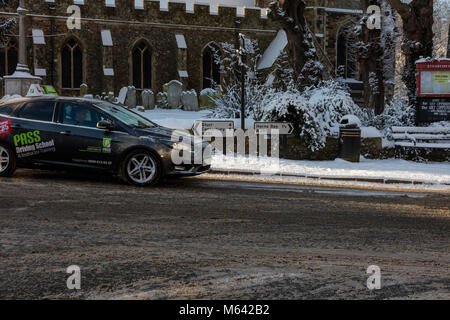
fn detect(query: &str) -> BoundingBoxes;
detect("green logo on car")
[103,138,112,148]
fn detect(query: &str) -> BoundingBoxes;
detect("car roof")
[0,96,104,105]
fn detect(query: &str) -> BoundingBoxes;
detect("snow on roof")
[257,29,288,70]
[32,29,45,45]
[101,30,113,46]
[178,70,188,78]
[175,34,187,49]
[415,57,450,64]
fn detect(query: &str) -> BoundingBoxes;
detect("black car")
[0,96,211,186]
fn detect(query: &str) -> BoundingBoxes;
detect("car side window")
[0,104,14,115]
[18,101,55,122]
[62,103,107,128]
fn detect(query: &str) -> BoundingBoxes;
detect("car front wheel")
[0,143,17,177]
[120,150,161,186]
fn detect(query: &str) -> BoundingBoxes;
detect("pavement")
[0,169,449,299]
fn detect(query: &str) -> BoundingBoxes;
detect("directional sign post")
[254,122,294,158]
[254,122,294,135]
[192,120,234,137]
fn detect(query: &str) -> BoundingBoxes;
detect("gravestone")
[142,90,155,110]
[181,90,199,111]
[117,87,128,105]
[199,88,218,110]
[125,86,136,108]
[106,92,115,102]
[166,80,183,109]
[80,83,88,97]
[156,92,168,109]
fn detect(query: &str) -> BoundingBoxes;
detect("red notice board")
[416,59,450,98]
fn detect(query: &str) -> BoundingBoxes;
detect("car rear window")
[17,101,56,122]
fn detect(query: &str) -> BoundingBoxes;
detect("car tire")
[120,149,161,187]
[0,142,17,178]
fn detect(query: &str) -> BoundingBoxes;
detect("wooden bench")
[392,126,450,149]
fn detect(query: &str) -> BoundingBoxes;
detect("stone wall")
[0,0,278,96]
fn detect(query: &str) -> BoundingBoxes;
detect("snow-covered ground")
[134,107,257,129]
[211,155,450,186]
[135,108,449,187]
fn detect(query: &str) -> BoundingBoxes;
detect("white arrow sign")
[192,120,234,137]
[254,122,294,135]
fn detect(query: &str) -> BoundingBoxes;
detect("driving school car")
[0,97,211,186]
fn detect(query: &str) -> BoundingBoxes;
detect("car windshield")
[93,101,157,128]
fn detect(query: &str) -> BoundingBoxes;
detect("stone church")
[0,0,364,102]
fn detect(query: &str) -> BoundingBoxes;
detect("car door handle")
[59,131,73,136]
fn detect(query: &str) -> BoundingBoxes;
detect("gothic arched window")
[0,38,18,77]
[61,38,83,89]
[202,43,221,89]
[132,40,152,89]
[336,23,357,79]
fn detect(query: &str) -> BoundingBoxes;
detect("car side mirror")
[97,120,114,131]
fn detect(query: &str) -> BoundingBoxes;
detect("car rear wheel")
[120,150,161,186]
[0,143,17,177]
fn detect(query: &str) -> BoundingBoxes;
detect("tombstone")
[106,92,115,102]
[142,90,155,110]
[80,83,88,97]
[181,90,199,111]
[199,88,217,109]
[125,86,136,108]
[116,87,128,105]
[166,80,183,109]
[156,92,168,109]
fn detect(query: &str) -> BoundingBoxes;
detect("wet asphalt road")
[0,169,449,299]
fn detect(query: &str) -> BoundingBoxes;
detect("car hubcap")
[0,146,10,173]
[127,153,156,184]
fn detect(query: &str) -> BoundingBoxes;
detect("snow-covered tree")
[268,0,323,88]
[386,0,434,104]
[0,18,15,44]
[370,94,415,138]
[433,0,449,57]
[357,0,398,115]
[261,79,367,151]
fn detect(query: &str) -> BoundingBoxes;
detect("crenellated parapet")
[0,1,276,31]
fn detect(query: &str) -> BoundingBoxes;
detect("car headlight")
[160,139,192,152]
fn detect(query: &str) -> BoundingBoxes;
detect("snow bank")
[211,155,450,185]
